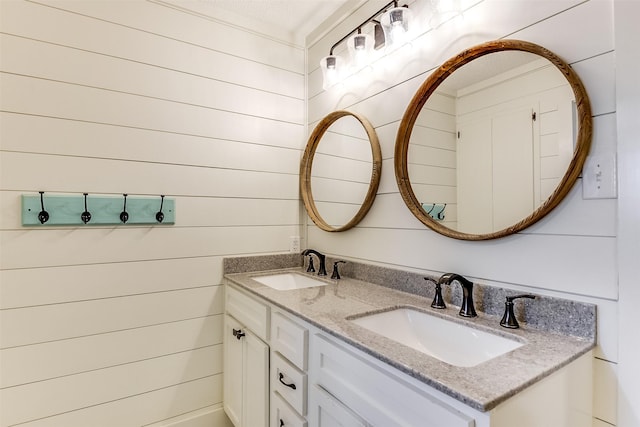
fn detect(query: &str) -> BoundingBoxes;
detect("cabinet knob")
[278,372,297,390]
[232,328,245,340]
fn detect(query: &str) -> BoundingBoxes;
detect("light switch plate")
[582,153,617,199]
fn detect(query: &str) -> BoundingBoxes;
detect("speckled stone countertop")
[224,259,595,412]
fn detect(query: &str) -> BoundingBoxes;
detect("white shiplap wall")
[0,1,304,426]
[307,0,618,425]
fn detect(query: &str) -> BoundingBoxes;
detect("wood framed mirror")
[301,111,382,232]
[394,39,592,240]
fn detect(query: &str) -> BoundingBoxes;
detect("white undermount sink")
[252,272,330,291]
[351,308,523,367]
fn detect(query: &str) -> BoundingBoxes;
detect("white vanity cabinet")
[224,286,270,427]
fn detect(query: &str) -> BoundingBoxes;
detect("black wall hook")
[81,193,92,224]
[120,194,129,223]
[155,195,165,223]
[38,191,49,224]
[437,203,447,220]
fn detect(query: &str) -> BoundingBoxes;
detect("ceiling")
[164,0,355,45]
[440,51,543,93]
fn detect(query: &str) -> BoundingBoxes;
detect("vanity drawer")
[273,352,307,416]
[226,285,269,341]
[309,385,368,427]
[311,333,473,427]
[272,392,308,427]
[271,310,309,370]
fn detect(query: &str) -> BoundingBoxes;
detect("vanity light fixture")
[320,0,412,90]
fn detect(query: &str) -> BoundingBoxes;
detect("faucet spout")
[301,249,327,276]
[438,273,477,317]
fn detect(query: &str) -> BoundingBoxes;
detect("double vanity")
[222,253,595,427]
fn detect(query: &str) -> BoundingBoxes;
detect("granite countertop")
[224,267,595,412]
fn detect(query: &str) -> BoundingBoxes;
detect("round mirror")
[395,40,592,240]
[301,111,382,232]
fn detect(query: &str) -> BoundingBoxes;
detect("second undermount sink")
[350,308,523,367]
[252,272,330,291]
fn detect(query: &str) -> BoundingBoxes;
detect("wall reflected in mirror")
[311,115,373,227]
[408,51,577,235]
[301,111,382,232]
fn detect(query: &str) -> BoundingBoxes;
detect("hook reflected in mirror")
[422,203,446,221]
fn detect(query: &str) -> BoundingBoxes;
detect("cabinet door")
[309,385,368,427]
[244,328,270,427]
[224,315,244,427]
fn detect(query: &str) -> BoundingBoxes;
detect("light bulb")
[347,32,374,71]
[320,55,344,90]
[381,6,413,50]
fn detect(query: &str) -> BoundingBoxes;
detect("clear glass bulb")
[347,32,374,71]
[381,7,413,50]
[320,55,344,90]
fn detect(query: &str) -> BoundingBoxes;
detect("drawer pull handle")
[232,328,245,340]
[278,372,297,390]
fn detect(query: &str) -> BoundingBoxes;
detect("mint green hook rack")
[22,193,175,226]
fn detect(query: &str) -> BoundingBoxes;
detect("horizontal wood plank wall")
[306,0,618,425]
[0,0,304,426]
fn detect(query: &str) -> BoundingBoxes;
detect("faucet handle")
[500,294,536,329]
[506,294,536,303]
[306,255,315,273]
[331,260,347,280]
[425,277,446,309]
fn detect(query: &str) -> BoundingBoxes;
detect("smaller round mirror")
[301,111,382,232]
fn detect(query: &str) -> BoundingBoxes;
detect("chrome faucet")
[438,273,477,317]
[301,249,327,276]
